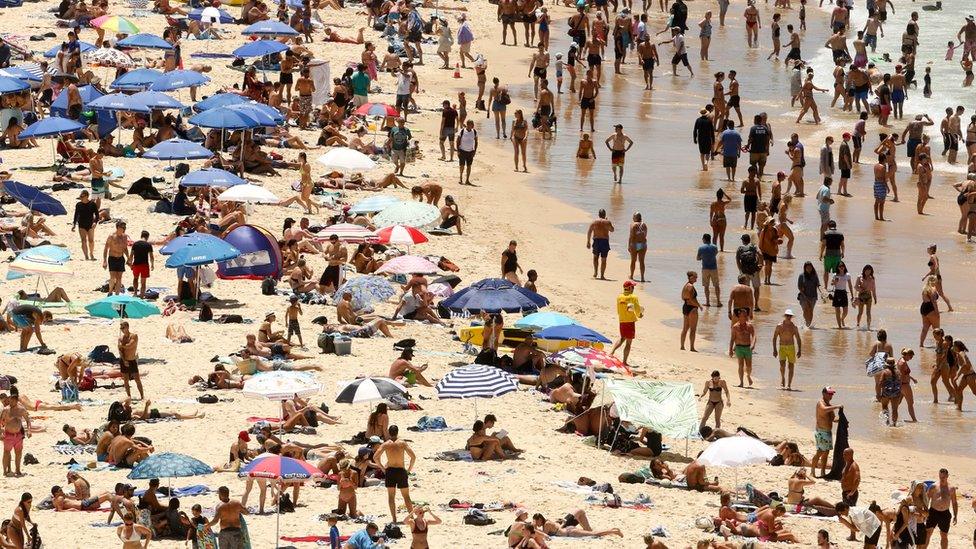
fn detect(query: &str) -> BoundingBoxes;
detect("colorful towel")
[53,444,95,455]
[280,535,351,543]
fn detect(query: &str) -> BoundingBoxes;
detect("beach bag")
[499,90,511,106]
[28,524,40,549]
[108,401,127,423]
[197,394,218,404]
[78,371,96,392]
[463,509,495,526]
[318,332,336,354]
[198,303,213,322]
[737,245,760,274]
[0,375,15,390]
[383,523,404,539]
[865,352,888,376]
[416,415,447,430]
[278,493,295,513]
[261,277,277,295]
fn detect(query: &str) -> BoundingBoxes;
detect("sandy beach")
[0,0,975,546]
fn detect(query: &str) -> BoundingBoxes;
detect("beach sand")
[1,0,975,547]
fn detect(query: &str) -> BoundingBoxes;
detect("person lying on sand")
[531,510,623,538]
[281,396,342,428]
[388,347,433,387]
[61,424,96,445]
[319,317,396,341]
[119,399,205,421]
[51,486,113,511]
[755,502,798,543]
[166,324,193,343]
[16,391,82,412]
[234,349,323,374]
[17,287,70,303]
[649,458,676,480]
[188,365,244,390]
[245,333,313,360]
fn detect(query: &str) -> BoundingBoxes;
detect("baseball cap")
[822,386,836,395]
[623,280,637,288]
[783,309,794,316]
[842,132,851,139]
[514,508,528,519]
[238,430,250,441]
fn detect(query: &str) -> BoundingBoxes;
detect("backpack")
[383,523,404,539]
[261,277,277,295]
[463,509,495,526]
[108,401,128,423]
[278,493,295,513]
[391,128,410,150]
[198,303,213,322]
[738,245,760,274]
[197,394,218,404]
[499,90,511,105]
[78,370,96,392]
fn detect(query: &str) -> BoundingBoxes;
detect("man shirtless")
[118,321,144,400]
[925,468,958,549]
[1,392,30,476]
[52,486,112,511]
[840,447,860,505]
[103,221,129,295]
[637,36,659,90]
[511,335,545,375]
[586,209,614,279]
[947,106,964,164]
[683,459,722,492]
[578,69,599,132]
[373,425,416,523]
[107,423,153,468]
[605,125,634,183]
[67,471,91,500]
[388,348,432,387]
[245,334,312,361]
[528,44,550,98]
[320,235,347,293]
[727,275,755,320]
[205,486,248,549]
[811,387,842,477]
[95,421,119,461]
[824,28,850,66]
[771,309,801,390]
[295,69,315,130]
[728,308,756,387]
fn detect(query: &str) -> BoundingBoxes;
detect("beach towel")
[433,450,473,462]
[824,409,850,481]
[53,444,95,455]
[195,525,218,549]
[865,352,888,376]
[280,535,351,543]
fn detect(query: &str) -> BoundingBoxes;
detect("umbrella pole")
[596,384,605,450]
[276,480,281,549]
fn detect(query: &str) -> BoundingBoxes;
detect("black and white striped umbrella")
[435,365,518,400]
[335,377,407,404]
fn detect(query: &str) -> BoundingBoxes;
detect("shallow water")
[505,2,976,454]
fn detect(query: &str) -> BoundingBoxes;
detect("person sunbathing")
[531,511,622,538]
[3,119,36,149]
[683,459,723,492]
[51,486,113,511]
[188,365,244,389]
[388,347,432,386]
[245,333,313,360]
[258,128,312,150]
[785,469,838,515]
[548,382,582,407]
[166,324,193,343]
[281,396,342,428]
[61,424,96,445]
[124,399,205,421]
[17,392,82,412]
[17,288,70,303]
[466,420,507,460]
[258,312,287,343]
[323,27,365,44]
[107,423,154,467]
[97,135,124,157]
[350,244,383,273]
[649,458,676,480]
[773,441,810,467]
[153,0,187,15]
[287,261,318,293]
[348,128,381,155]
[315,449,347,476]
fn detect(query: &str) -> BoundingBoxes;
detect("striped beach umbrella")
[91,15,141,34]
[335,377,407,404]
[374,225,428,247]
[374,255,439,275]
[435,365,518,400]
[319,223,376,243]
[243,371,322,401]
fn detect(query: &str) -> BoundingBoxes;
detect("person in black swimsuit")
[501,240,522,285]
[680,271,703,351]
[698,370,730,431]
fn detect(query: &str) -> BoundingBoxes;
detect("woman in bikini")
[365,403,389,440]
[680,271,703,352]
[336,463,361,517]
[405,506,441,549]
[953,340,976,411]
[776,194,795,258]
[924,244,953,311]
[466,420,506,460]
[697,370,730,431]
[787,143,805,197]
[5,493,33,549]
[879,359,903,426]
[919,275,940,348]
[628,212,648,281]
[712,72,727,130]
[117,512,152,548]
[896,348,918,423]
[511,109,528,172]
[532,512,622,539]
[785,469,836,514]
[854,264,877,330]
[709,189,732,251]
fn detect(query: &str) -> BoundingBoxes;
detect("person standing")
[693,108,716,172]
[772,309,801,390]
[128,231,154,299]
[697,233,719,306]
[728,307,756,387]
[118,321,144,401]
[586,209,614,280]
[610,280,642,366]
[840,448,860,506]
[350,63,371,108]
[924,468,958,549]
[72,190,98,261]
[501,240,521,285]
[719,120,742,181]
[837,133,852,196]
[605,124,634,183]
[680,271,703,351]
[373,425,416,524]
[812,386,842,478]
[456,119,478,186]
[439,100,458,162]
[819,220,845,288]
[320,235,348,292]
[628,212,648,282]
[457,14,475,68]
[295,68,315,130]
[697,370,730,431]
[1,394,31,477]
[204,486,248,549]
[735,233,763,309]
[797,261,821,328]
[746,114,771,176]
[816,177,834,236]
[388,117,412,176]
[103,221,129,296]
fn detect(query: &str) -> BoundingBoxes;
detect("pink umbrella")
[547,346,633,376]
[375,255,439,275]
[319,222,376,243]
[374,224,428,247]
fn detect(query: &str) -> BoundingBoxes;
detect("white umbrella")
[85,47,136,68]
[697,435,777,491]
[317,147,377,172]
[200,6,223,24]
[9,255,72,276]
[320,223,376,243]
[217,184,279,204]
[242,371,322,401]
[335,377,407,404]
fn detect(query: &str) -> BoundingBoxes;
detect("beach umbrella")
[159,232,224,255]
[374,225,428,247]
[374,255,439,275]
[110,68,162,91]
[9,254,72,276]
[189,106,263,130]
[0,76,29,96]
[239,453,322,549]
[372,201,440,229]
[127,452,213,480]
[150,69,211,92]
[181,168,246,188]
[165,239,241,268]
[217,184,279,204]
[3,181,67,216]
[696,435,777,489]
[514,312,577,331]
[116,33,173,50]
[232,39,289,58]
[85,295,160,319]
[547,346,631,375]
[333,276,396,310]
[190,6,234,23]
[441,278,549,314]
[85,47,136,68]
[243,371,322,401]
[317,147,376,172]
[131,90,184,111]
[0,66,42,83]
[18,116,84,139]
[16,245,71,263]
[193,92,248,112]
[335,377,407,404]
[87,92,150,113]
[226,102,283,126]
[241,20,300,37]
[43,42,96,58]
[353,102,399,117]
[91,15,141,34]
[536,324,611,344]
[319,223,376,243]
[348,195,401,215]
[143,138,214,161]
[435,365,518,417]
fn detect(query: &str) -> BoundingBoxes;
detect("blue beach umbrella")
[348,195,402,214]
[536,324,611,344]
[441,278,550,314]
[514,311,578,331]
[180,168,246,188]
[189,106,262,130]
[159,232,220,255]
[87,92,150,113]
[233,39,289,58]
[85,294,160,319]
[226,102,283,126]
[188,7,234,23]
[143,138,214,161]
[0,76,29,96]
[18,116,84,139]
[43,41,96,58]
[165,239,241,268]
[110,68,163,91]
[116,33,174,50]
[127,452,213,480]
[333,276,396,310]
[193,93,248,112]
[241,20,299,37]
[150,69,211,92]
[2,181,67,216]
[131,90,184,111]
[0,67,41,83]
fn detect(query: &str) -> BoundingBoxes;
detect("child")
[964,58,974,87]
[946,41,959,61]
[524,269,539,292]
[555,53,564,94]
[799,0,806,31]
[576,133,596,158]
[285,295,304,347]
[327,513,341,549]
[189,504,208,548]
[923,66,932,97]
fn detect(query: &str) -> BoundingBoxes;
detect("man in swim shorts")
[728,308,756,387]
[604,123,634,183]
[772,309,801,391]
[373,425,416,523]
[812,386,843,477]
[102,221,129,295]
[586,209,615,279]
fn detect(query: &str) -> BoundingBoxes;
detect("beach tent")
[50,85,116,137]
[216,224,282,280]
[605,379,699,440]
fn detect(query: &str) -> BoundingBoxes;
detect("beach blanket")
[280,535,351,543]
[433,450,473,462]
[53,444,95,455]
[645,478,689,490]
[134,485,211,498]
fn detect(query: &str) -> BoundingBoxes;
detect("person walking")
[610,280,643,366]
